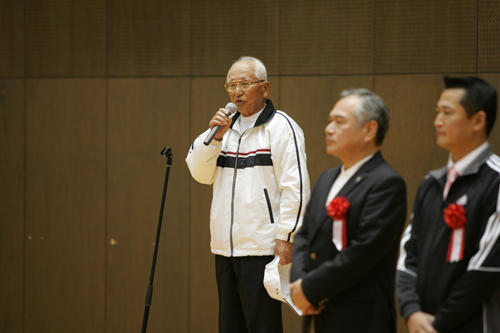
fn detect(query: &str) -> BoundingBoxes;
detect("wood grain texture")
[376,75,448,209]
[25,0,106,76]
[479,1,500,73]
[107,0,190,76]
[375,0,477,74]
[0,79,25,333]
[191,0,279,76]
[106,78,190,332]
[25,79,106,332]
[479,74,500,153]
[280,0,374,75]
[0,1,24,76]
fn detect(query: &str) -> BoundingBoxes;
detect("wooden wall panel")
[480,74,500,153]
[107,0,190,76]
[191,0,279,76]
[280,0,374,75]
[376,75,445,333]
[25,0,106,77]
[0,79,24,333]
[107,79,190,333]
[0,1,24,77]
[280,76,374,185]
[375,0,477,74]
[375,75,448,222]
[25,79,106,332]
[267,76,281,109]
[479,1,500,72]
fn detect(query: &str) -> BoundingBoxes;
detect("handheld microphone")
[203,103,237,146]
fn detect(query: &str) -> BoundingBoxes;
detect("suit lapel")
[336,152,383,198]
[310,152,384,241]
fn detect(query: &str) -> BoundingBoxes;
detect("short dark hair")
[340,88,390,145]
[443,76,497,136]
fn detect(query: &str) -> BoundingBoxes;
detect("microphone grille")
[225,102,237,114]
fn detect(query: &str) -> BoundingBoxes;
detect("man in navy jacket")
[291,89,407,332]
[397,76,500,332]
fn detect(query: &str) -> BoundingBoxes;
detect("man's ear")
[472,111,486,133]
[363,120,379,143]
[262,81,270,97]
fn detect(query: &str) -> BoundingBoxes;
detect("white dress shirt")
[325,154,375,206]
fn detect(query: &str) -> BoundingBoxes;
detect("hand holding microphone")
[203,103,237,145]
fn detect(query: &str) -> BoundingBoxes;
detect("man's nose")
[325,123,334,134]
[434,114,442,127]
[234,83,244,94]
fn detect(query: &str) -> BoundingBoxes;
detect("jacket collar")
[336,151,384,198]
[428,143,493,180]
[229,99,276,129]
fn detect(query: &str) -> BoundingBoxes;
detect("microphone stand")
[141,147,173,333]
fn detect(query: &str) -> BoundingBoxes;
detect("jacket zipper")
[230,135,242,256]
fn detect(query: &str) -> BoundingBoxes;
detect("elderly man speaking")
[186,56,310,333]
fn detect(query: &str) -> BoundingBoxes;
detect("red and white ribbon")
[447,227,465,262]
[327,197,350,251]
[443,203,466,263]
[332,219,347,251]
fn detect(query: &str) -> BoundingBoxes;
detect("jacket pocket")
[263,188,275,224]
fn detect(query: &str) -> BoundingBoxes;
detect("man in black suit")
[290,88,407,332]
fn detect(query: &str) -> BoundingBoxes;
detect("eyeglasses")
[224,80,265,92]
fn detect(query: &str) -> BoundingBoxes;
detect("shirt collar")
[341,154,375,177]
[447,141,489,176]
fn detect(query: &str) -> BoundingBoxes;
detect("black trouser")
[215,255,283,333]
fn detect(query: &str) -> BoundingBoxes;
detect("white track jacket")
[186,99,310,257]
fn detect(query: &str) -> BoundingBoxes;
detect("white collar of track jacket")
[447,141,490,176]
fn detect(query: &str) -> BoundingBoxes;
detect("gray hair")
[226,56,267,81]
[339,88,390,145]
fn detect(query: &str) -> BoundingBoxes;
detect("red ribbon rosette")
[443,204,467,262]
[327,197,350,250]
[327,197,350,220]
[444,204,467,229]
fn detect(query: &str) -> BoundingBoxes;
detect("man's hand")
[290,278,325,315]
[274,239,293,265]
[209,109,233,141]
[407,311,438,333]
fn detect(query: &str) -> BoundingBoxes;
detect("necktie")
[443,166,458,200]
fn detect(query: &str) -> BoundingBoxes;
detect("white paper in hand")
[263,255,303,316]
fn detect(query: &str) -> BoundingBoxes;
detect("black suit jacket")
[291,152,407,333]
